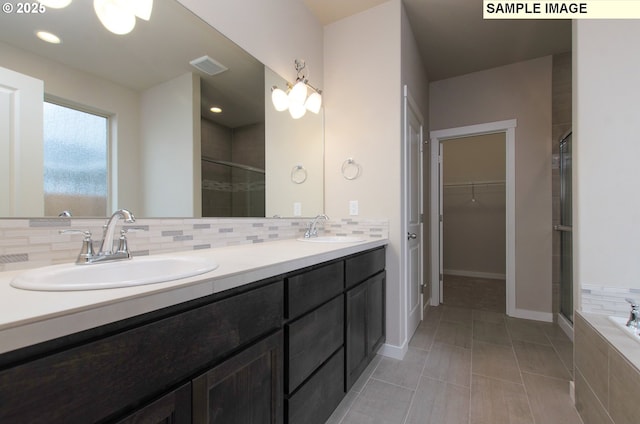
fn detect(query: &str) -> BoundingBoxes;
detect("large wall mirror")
[0,0,324,218]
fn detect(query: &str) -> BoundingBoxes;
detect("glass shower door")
[558,133,573,323]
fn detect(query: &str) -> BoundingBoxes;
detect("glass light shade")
[288,81,307,106]
[132,0,153,20]
[304,92,322,114]
[289,102,307,119]
[271,87,289,112]
[38,0,72,8]
[94,0,136,35]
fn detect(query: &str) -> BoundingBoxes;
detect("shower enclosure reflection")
[558,131,573,323]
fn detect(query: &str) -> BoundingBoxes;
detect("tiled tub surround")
[0,217,388,272]
[574,311,640,424]
[0,236,387,355]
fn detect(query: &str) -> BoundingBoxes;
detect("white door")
[404,86,424,339]
[0,66,44,216]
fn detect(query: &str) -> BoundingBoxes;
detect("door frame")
[402,85,424,342]
[429,119,517,316]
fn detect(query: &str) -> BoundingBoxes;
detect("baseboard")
[510,308,553,322]
[443,269,506,280]
[377,341,408,360]
[557,313,574,342]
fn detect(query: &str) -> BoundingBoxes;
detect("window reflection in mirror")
[43,101,108,217]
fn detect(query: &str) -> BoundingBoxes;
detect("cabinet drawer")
[345,247,385,289]
[287,347,345,424]
[286,261,344,319]
[286,295,344,393]
[0,281,283,424]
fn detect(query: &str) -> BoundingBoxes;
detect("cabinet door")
[366,271,386,358]
[345,282,368,391]
[115,383,191,424]
[192,331,283,424]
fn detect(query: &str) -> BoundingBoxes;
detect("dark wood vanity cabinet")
[284,247,386,424]
[0,245,386,424]
[0,279,283,424]
[345,250,386,391]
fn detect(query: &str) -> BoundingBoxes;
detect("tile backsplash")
[0,217,388,272]
[581,283,640,317]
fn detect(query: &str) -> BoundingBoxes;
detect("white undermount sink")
[297,236,365,243]
[10,255,219,291]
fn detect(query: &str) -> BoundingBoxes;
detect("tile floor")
[326,304,582,424]
[443,274,506,313]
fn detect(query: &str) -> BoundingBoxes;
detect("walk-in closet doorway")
[440,133,506,313]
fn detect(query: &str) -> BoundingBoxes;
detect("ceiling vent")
[189,55,228,76]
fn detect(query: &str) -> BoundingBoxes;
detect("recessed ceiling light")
[36,31,62,44]
[210,107,222,114]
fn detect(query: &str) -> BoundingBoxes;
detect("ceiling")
[301,0,572,81]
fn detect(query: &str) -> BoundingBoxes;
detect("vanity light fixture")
[271,59,322,119]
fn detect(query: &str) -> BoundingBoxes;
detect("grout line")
[507,318,538,424]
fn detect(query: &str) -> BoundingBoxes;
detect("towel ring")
[341,158,361,180]
[291,165,307,184]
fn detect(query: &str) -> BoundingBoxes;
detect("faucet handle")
[60,229,93,242]
[60,229,95,263]
[626,298,639,308]
[116,228,143,255]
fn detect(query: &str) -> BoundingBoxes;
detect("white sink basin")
[297,236,365,243]
[10,255,219,291]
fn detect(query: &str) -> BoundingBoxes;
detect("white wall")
[265,69,324,217]
[430,57,553,316]
[141,73,201,217]
[324,0,407,352]
[574,21,640,308]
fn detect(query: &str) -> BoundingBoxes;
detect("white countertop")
[0,238,387,355]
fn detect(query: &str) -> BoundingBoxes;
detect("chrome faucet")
[99,209,136,255]
[626,298,639,328]
[304,214,329,238]
[62,209,136,265]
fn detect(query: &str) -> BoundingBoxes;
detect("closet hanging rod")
[443,180,505,188]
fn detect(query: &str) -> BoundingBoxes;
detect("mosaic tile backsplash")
[582,283,640,317]
[0,217,388,272]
